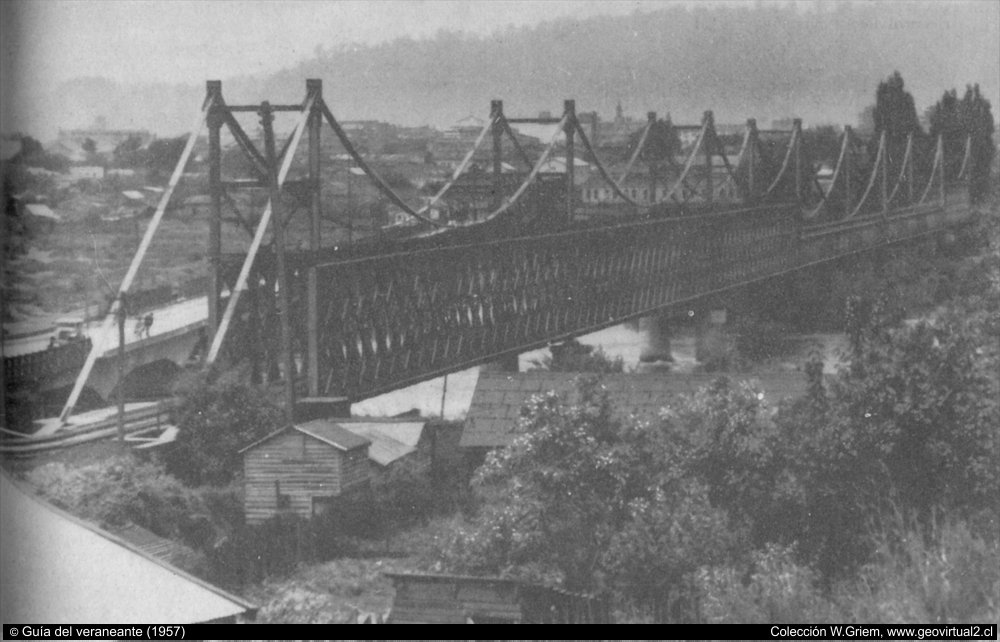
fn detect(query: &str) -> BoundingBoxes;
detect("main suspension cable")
[760,126,799,199]
[574,120,647,208]
[845,131,886,220]
[803,130,849,219]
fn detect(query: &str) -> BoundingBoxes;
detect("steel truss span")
[224,199,964,402]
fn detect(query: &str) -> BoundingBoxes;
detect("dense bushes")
[24,456,242,555]
[165,373,284,485]
[441,202,999,617]
[531,338,626,373]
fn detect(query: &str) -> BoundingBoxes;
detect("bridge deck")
[2,297,208,360]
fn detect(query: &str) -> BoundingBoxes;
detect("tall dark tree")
[874,72,923,186]
[16,134,45,160]
[113,134,146,168]
[874,72,922,140]
[145,136,187,182]
[929,84,996,201]
[959,84,996,203]
[929,89,965,181]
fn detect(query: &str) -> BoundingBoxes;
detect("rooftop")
[461,371,808,448]
[338,421,425,466]
[240,418,372,453]
[0,473,255,623]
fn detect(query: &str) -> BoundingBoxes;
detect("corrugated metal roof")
[24,203,61,221]
[238,420,370,454]
[0,473,255,623]
[339,421,425,466]
[295,419,371,451]
[461,371,808,448]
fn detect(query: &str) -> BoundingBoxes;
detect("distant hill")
[34,2,1000,138]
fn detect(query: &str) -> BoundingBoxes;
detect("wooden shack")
[385,572,612,624]
[239,419,371,525]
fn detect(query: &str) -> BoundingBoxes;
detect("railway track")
[0,401,176,457]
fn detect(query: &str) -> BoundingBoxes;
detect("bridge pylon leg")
[564,100,576,223]
[307,79,323,397]
[639,314,674,364]
[491,99,504,211]
[207,81,223,339]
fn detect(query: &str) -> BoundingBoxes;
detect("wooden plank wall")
[243,431,344,524]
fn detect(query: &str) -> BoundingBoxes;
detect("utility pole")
[260,101,297,424]
[906,133,915,204]
[440,374,448,419]
[491,99,503,211]
[937,135,946,206]
[844,126,853,217]
[647,111,657,205]
[207,80,223,337]
[306,79,322,397]
[793,118,803,204]
[704,111,714,205]
[746,119,757,202]
[880,131,888,214]
[116,294,127,442]
[564,99,576,223]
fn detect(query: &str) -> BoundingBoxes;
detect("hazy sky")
[1,0,997,137]
[3,1,704,87]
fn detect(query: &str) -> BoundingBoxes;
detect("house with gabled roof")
[239,419,372,524]
[239,417,436,524]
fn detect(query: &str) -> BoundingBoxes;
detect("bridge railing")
[308,203,802,400]
[4,338,92,388]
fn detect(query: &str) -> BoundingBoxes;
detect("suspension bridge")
[3,78,978,437]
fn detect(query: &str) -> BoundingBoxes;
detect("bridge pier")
[481,353,520,373]
[694,307,730,370]
[638,314,674,363]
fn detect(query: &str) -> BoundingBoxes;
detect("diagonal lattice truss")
[58,79,976,419]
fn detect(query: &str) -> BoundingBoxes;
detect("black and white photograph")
[1,0,998,630]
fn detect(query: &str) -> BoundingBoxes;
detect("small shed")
[239,420,371,525]
[385,572,611,624]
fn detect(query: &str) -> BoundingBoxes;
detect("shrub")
[25,456,217,548]
[839,510,1000,623]
[698,544,844,623]
[166,372,284,485]
[531,338,626,373]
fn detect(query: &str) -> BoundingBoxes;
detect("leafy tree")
[7,134,69,172]
[625,117,681,163]
[113,134,146,168]
[959,84,996,202]
[929,84,996,201]
[17,134,45,159]
[82,137,97,155]
[531,338,625,373]
[443,377,732,601]
[874,71,922,142]
[802,125,843,167]
[165,374,284,485]
[25,456,213,545]
[777,273,999,577]
[874,71,923,192]
[929,89,966,181]
[146,135,188,181]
